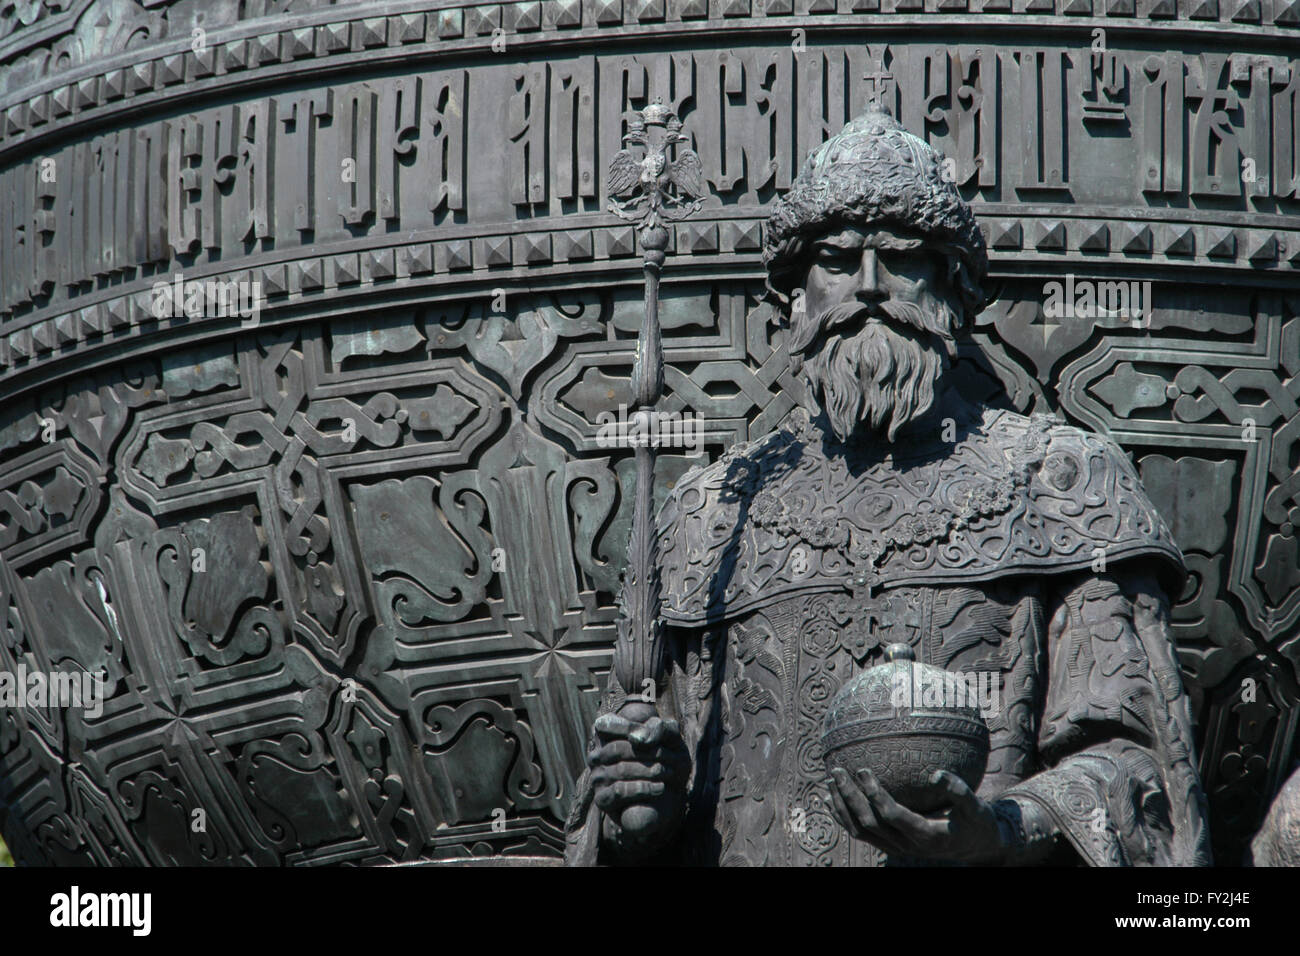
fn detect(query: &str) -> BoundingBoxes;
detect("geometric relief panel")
[0,279,808,864]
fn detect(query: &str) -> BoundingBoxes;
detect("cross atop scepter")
[605,103,707,705]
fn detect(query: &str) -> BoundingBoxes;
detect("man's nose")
[853,248,884,302]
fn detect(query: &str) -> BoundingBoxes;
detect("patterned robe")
[565,406,1211,866]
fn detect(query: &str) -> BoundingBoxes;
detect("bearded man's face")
[789,224,963,443]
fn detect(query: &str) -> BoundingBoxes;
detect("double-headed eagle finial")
[607,102,706,234]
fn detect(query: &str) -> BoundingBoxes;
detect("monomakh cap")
[762,109,988,315]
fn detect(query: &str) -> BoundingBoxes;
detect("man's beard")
[793,298,959,444]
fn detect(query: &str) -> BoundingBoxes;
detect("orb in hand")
[822,643,990,814]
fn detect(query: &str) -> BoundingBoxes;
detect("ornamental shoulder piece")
[658,408,1184,627]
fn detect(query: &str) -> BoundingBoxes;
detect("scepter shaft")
[616,231,668,696]
[605,104,704,702]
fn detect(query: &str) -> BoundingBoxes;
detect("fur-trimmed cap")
[763,109,988,315]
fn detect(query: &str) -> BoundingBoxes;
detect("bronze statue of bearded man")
[564,109,1211,867]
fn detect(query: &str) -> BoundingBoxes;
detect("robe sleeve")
[563,620,719,866]
[1000,563,1211,866]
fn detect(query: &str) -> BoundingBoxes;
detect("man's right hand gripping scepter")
[584,103,706,861]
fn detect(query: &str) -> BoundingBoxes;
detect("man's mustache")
[789,299,951,358]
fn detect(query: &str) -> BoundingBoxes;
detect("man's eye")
[815,250,856,271]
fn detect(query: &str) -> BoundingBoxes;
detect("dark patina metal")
[0,1,1296,867]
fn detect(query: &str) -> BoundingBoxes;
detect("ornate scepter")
[606,104,706,721]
